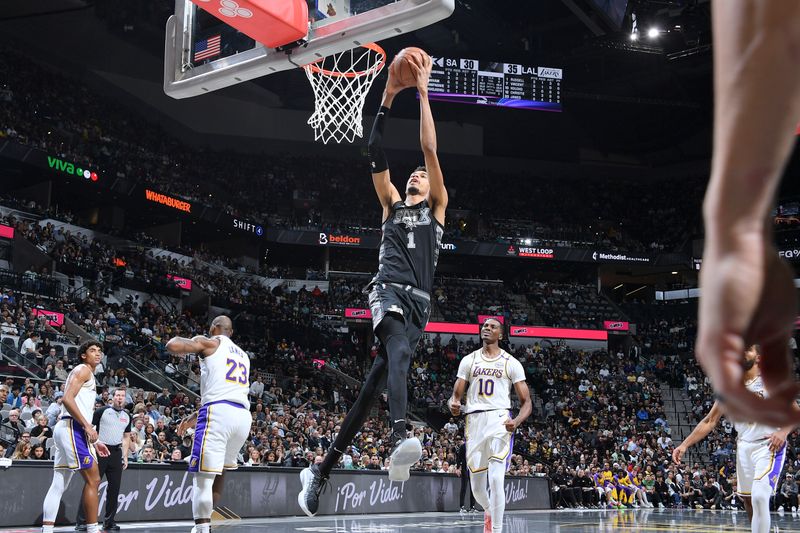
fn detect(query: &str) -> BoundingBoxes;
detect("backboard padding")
[164,0,455,99]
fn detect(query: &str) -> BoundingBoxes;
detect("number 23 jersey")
[200,335,250,409]
[457,349,526,413]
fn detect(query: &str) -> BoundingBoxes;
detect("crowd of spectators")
[5,272,800,515]
[1,45,706,254]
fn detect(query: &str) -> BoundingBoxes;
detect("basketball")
[389,47,429,88]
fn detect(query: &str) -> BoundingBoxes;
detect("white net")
[302,44,386,144]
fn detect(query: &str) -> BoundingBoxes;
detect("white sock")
[488,461,506,533]
[43,469,74,523]
[469,470,490,511]
[87,523,100,533]
[751,480,773,533]
[194,523,211,533]
[192,473,216,521]
[41,526,54,533]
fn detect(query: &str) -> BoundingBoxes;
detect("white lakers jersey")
[200,335,250,408]
[733,375,779,442]
[457,348,526,413]
[60,364,96,422]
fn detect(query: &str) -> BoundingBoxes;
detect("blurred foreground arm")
[697,0,800,426]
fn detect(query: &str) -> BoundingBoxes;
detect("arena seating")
[0,45,705,254]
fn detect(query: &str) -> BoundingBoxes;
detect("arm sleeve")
[367,106,390,173]
[124,412,132,433]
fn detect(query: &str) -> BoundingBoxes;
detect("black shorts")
[367,282,430,351]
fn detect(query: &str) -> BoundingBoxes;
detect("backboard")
[164,0,455,99]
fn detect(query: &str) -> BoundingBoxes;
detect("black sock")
[319,350,388,476]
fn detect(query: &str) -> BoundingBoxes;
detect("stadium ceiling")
[0,0,89,20]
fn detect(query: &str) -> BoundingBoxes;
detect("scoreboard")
[426,57,563,111]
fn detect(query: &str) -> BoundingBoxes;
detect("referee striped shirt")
[93,406,132,446]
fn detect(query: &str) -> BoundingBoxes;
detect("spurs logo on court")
[218,0,253,18]
[394,207,431,229]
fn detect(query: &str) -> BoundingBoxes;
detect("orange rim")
[304,43,386,78]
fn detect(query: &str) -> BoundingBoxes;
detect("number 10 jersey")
[457,349,526,414]
[200,335,251,409]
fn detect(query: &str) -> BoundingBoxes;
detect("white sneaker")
[792,506,797,513]
[388,437,422,482]
[658,503,665,509]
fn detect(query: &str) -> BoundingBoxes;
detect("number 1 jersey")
[457,349,526,413]
[370,199,443,294]
[200,335,250,409]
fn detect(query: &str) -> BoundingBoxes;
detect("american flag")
[194,35,221,62]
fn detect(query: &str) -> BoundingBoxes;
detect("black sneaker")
[74,525,87,532]
[104,523,121,531]
[298,464,329,517]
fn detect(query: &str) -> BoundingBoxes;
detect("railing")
[0,269,62,300]
[123,346,199,401]
[0,341,47,378]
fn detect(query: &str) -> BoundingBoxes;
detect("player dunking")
[41,341,110,533]
[673,345,794,533]
[448,318,532,533]
[298,52,446,516]
[166,316,251,533]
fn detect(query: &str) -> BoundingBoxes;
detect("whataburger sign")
[144,189,191,213]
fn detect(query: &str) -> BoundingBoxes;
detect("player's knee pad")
[192,473,216,520]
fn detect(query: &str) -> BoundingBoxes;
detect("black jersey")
[371,200,443,294]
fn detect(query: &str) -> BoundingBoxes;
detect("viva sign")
[47,155,99,182]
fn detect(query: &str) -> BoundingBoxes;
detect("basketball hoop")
[302,43,386,144]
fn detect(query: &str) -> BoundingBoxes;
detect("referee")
[457,436,476,513]
[75,388,131,532]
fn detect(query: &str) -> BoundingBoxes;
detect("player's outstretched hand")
[671,445,686,465]
[95,441,110,458]
[385,69,406,97]
[409,53,432,94]
[448,397,461,416]
[696,246,800,428]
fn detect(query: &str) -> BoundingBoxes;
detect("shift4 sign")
[47,155,99,182]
